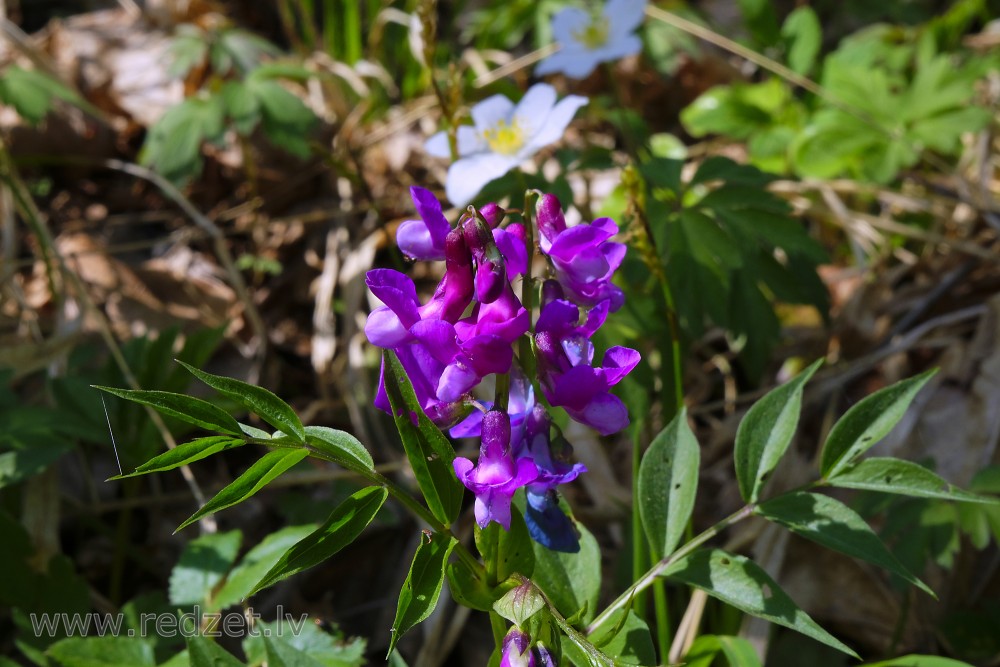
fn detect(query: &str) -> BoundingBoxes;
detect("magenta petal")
[410,320,461,365]
[535,299,580,338]
[602,346,641,386]
[365,269,420,325]
[461,335,513,376]
[549,365,607,411]
[410,186,450,240]
[438,363,478,402]
[602,241,627,275]
[575,393,629,435]
[493,225,528,279]
[453,457,475,479]
[580,300,610,337]
[364,306,409,348]
[397,218,444,260]
[548,223,614,259]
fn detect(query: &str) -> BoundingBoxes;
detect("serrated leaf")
[94,386,243,436]
[388,532,456,656]
[186,634,244,667]
[178,360,306,443]
[249,486,387,596]
[250,80,317,158]
[177,448,309,531]
[638,408,700,559]
[734,359,821,502]
[214,524,317,608]
[169,529,242,606]
[381,350,463,525]
[662,548,858,658]
[820,370,936,478]
[263,634,327,667]
[827,458,1000,504]
[756,491,933,596]
[121,436,246,478]
[46,636,155,667]
[303,426,374,472]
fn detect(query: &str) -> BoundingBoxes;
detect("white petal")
[470,94,515,131]
[537,50,602,79]
[425,130,451,158]
[605,0,647,37]
[456,125,486,155]
[513,83,558,139]
[550,7,591,44]
[444,153,520,207]
[522,94,588,155]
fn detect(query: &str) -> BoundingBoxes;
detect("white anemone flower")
[536,0,647,80]
[425,83,588,206]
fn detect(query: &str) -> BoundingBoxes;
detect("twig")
[472,43,557,88]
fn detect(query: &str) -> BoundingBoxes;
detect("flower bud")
[535,194,566,252]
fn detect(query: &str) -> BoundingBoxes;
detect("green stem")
[586,504,755,635]
[630,435,647,617]
[489,611,508,651]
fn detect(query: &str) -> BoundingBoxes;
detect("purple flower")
[453,410,538,529]
[536,194,625,311]
[500,628,534,667]
[534,287,640,435]
[396,186,451,260]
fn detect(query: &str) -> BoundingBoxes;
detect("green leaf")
[475,506,535,583]
[243,620,366,667]
[756,491,933,596]
[47,637,155,667]
[0,441,70,489]
[734,359,821,502]
[827,458,1000,504]
[531,520,600,622]
[446,559,494,611]
[388,531,456,655]
[122,436,246,478]
[588,609,656,666]
[303,426,374,473]
[820,370,936,478]
[176,448,310,531]
[638,407,700,559]
[177,360,306,443]
[220,80,260,135]
[186,634,244,667]
[214,524,317,608]
[263,635,327,667]
[381,350,463,526]
[684,634,762,667]
[493,580,545,627]
[862,656,976,667]
[169,529,242,606]
[94,386,244,436]
[662,548,858,658]
[249,80,317,158]
[782,7,821,75]
[249,486,388,596]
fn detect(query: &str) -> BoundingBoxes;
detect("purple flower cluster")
[365,186,639,549]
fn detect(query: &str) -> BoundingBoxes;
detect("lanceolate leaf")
[215,524,317,608]
[119,436,246,478]
[381,350,463,526]
[820,370,936,478]
[638,407,700,559]
[176,448,309,531]
[186,634,244,667]
[177,361,306,443]
[388,532,456,656]
[304,425,374,472]
[756,491,933,596]
[662,548,859,658]
[734,360,821,502]
[862,655,977,667]
[827,458,1000,504]
[93,386,243,436]
[249,487,387,597]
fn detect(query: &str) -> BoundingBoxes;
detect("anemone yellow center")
[573,21,609,49]
[482,118,525,156]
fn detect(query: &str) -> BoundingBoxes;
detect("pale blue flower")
[536,0,647,79]
[425,83,587,206]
